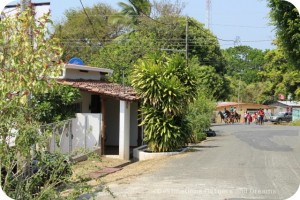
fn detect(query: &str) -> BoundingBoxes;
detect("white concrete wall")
[64,68,101,80]
[130,102,138,146]
[105,98,120,146]
[49,113,101,154]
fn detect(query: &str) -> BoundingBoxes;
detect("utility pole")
[161,17,188,67]
[234,36,241,46]
[21,0,31,11]
[237,75,241,112]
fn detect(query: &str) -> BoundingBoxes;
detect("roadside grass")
[290,120,300,126]
[268,120,300,126]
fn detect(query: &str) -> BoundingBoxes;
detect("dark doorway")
[90,95,101,113]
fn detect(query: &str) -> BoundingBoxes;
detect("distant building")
[269,101,300,114]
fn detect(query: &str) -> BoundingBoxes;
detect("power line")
[79,0,103,44]
[58,5,273,46]
[59,38,273,42]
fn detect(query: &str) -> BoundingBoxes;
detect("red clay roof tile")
[57,79,139,101]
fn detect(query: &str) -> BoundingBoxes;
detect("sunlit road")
[96,123,300,200]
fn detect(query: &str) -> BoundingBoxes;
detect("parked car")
[269,112,292,124]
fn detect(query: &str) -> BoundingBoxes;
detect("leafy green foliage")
[261,49,300,100]
[186,92,216,142]
[0,8,62,107]
[31,85,81,123]
[222,45,266,84]
[131,54,196,152]
[0,107,72,200]
[0,8,74,199]
[90,32,158,84]
[118,0,151,25]
[268,0,300,68]
[193,64,229,100]
[54,3,122,63]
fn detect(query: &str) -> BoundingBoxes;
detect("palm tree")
[118,0,151,25]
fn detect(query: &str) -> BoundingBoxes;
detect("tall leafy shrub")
[187,92,216,142]
[0,8,73,199]
[131,54,197,152]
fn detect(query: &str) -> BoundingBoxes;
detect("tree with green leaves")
[90,32,158,85]
[267,0,300,99]
[0,8,73,199]
[131,53,197,152]
[268,0,300,68]
[192,64,230,101]
[222,45,266,84]
[118,0,151,25]
[31,85,81,124]
[92,15,229,99]
[260,48,300,101]
[54,3,122,63]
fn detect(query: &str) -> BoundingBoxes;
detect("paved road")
[96,124,300,200]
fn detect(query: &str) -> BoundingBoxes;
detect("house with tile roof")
[57,63,141,160]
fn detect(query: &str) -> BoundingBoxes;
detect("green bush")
[132,54,197,152]
[187,92,216,142]
[0,107,73,200]
[193,132,207,143]
[31,85,81,124]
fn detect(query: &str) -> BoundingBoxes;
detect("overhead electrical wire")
[71,2,273,53]
[79,0,103,44]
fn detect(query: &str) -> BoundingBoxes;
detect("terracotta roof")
[58,79,139,101]
[216,102,241,108]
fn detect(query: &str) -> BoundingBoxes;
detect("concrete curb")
[133,145,189,161]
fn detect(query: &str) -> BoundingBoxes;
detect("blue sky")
[9,0,276,50]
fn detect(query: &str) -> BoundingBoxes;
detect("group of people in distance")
[221,107,240,124]
[244,109,265,125]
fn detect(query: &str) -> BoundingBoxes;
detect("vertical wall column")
[101,97,106,155]
[119,100,130,160]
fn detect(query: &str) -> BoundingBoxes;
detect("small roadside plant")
[187,91,216,143]
[131,53,197,152]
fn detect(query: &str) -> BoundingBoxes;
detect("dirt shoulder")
[72,153,189,188]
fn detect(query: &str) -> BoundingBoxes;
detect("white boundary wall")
[48,113,101,154]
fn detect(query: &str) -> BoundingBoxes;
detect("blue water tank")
[68,57,84,65]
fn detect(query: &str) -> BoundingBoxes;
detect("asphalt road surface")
[96,123,300,200]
